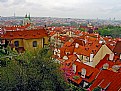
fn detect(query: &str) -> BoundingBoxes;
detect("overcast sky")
[0,0,121,20]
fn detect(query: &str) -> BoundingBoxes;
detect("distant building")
[23,14,31,25]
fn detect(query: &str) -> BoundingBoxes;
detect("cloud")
[0,0,121,20]
[12,0,26,4]
[0,0,8,3]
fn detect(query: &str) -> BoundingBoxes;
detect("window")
[14,41,19,47]
[80,55,83,60]
[33,41,37,47]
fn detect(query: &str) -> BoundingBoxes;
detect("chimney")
[90,53,94,62]
[75,43,79,48]
[112,65,120,72]
[109,53,114,61]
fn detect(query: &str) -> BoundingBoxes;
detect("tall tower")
[28,13,31,20]
[23,14,31,25]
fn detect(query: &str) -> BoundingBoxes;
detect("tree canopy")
[1,48,68,91]
[95,25,121,38]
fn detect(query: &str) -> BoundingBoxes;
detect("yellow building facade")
[11,37,48,51]
[3,29,49,52]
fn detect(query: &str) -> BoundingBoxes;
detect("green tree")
[79,28,85,32]
[1,48,68,91]
[97,26,121,38]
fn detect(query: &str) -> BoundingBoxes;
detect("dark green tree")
[1,48,68,91]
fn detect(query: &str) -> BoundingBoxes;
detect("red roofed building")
[61,59,99,88]
[89,70,121,91]
[113,41,121,57]
[1,29,48,52]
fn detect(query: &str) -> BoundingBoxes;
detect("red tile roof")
[74,42,102,56]
[90,70,121,91]
[59,47,66,58]
[95,54,121,72]
[68,61,99,84]
[2,29,48,39]
[73,38,85,46]
[4,24,31,31]
[106,44,115,51]
[63,41,73,47]
[96,54,114,69]
[65,46,75,55]
[113,41,121,56]
[49,31,56,36]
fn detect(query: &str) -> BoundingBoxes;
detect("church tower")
[23,14,31,25]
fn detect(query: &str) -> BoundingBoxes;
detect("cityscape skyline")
[0,0,121,20]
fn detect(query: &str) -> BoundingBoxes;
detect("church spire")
[25,14,27,18]
[28,13,31,20]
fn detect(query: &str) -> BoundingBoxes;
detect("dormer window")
[33,41,37,47]
[66,63,71,66]
[72,64,76,73]
[81,68,86,78]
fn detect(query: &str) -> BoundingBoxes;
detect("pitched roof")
[61,54,79,69]
[68,61,99,84]
[4,24,31,31]
[95,54,121,72]
[90,70,121,91]
[113,41,121,56]
[63,41,73,47]
[2,29,48,39]
[73,38,85,46]
[74,42,102,56]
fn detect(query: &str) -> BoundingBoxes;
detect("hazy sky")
[0,0,121,20]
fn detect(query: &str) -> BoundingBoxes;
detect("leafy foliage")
[1,47,87,91]
[79,28,85,32]
[1,48,68,91]
[95,25,121,38]
[73,76,80,80]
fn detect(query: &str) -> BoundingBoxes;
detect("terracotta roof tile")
[113,41,121,56]
[2,29,48,39]
[63,60,99,84]
[90,70,121,91]
[95,54,121,72]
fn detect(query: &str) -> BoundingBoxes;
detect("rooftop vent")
[103,63,109,69]
[112,65,120,72]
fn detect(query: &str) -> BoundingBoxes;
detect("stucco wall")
[93,45,112,67]
[11,39,24,47]
[23,38,43,51]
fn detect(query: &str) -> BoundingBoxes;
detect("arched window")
[33,41,37,47]
[14,41,19,47]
